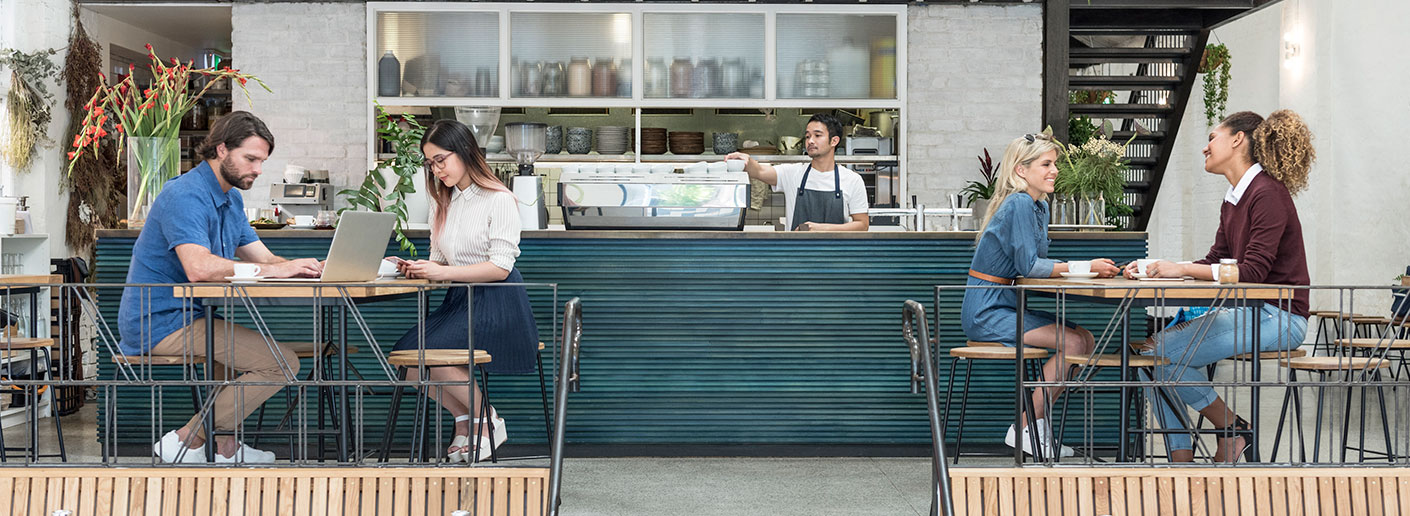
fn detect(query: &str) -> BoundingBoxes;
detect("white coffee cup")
[726,159,746,172]
[1135,259,1159,277]
[377,260,398,277]
[684,162,708,175]
[293,215,315,227]
[232,263,262,278]
[1068,260,1092,274]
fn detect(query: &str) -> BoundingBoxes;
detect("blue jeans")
[1144,305,1308,451]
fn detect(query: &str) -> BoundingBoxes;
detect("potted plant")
[66,45,269,228]
[1393,271,1410,321]
[1056,120,1137,227]
[961,148,998,220]
[340,104,422,255]
[1200,44,1232,128]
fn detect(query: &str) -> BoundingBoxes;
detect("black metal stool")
[943,341,1050,463]
[1,338,65,462]
[1271,355,1394,463]
[378,349,497,463]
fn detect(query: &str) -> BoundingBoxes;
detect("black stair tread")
[1069,103,1175,115]
[1070,76,1183,88]
[1112,131,1167,140]
[1069,28,1201,37]
[1070,47,1192,59]
[1125,157,1159,166]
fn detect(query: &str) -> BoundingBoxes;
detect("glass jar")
[542,61,565,96]
[1218,258,1240,284]
[669,57,693,98]
[567,57,592,97]
[592,59,617,97]
[645,58,668,97]
[692,58,717,98]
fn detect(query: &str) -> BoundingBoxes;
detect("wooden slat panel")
[1063,477,1078,516]
[1351,477,1368,516]
[77,476,98,516]
[1157,477,1174,516]
[1108,475,1125,516]
[966,477,982,516]
[527,477,545,516]
[215,476,232,516]
[1255,477,1271,514]
[1143,477,1158,516]
[326,477,343,516]
[173,477,194,516]
[1032,475,1047,516]
[364,477,382,516]
[1015,476,1031,516]
[277,477,296,516]
[1222,478,1239,516]
[378,477,396,516]
[1000,475,1017,516]
[1048,477,1063,516]
[1335,477,1352,516]
[409,477,426,516]
[1174,477,1190,516]
[393,477,411,516]
[96,477,115,516]
[443,477,460,514]
[1380,475,1399,516]
[1302,476,1319,516]
[424,477,441,516]
[260,477,278,516]
[193,477,211,516]
[1239,477,1256,516]
[985,477,1000,516]
[1093,476,1110,516]
[1270,476,1288,516]
[242,476,261,516]
[14,475,32,516]
[1127,476,1143,516]
[294,477,312,516]
[492,477,509,516]
[1205,475,1223,516]
[1366,477,1383,516]
[142,476,161,516]
[312,477,329,516]
[1189,477,1207,516]
[1287,475,1303,516]
[50,477,69,516]
[1397,477,1410,516]
[109,476,129,516]
[0,478,12,516]
[509,477,526,516]
[342,477,360,516]
[475,477,492,516]
[1318,477,1336,516]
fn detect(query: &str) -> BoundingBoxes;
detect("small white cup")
[1135,259,1159,277]
[684,162,708,175]
[293,215,315,227]
[377,260,398,277]
[1068,260,1092,274]
[707,162,729,174]
[232,263,262,279]
[726,159,746,172]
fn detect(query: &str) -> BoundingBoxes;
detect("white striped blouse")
[429,183,522,272]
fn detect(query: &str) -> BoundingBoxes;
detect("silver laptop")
[258,211,397,282]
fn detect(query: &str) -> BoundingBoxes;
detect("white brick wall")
[905,3,1043,210]
[231,3,367,210]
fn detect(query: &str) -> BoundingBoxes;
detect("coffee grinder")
[505,122,549,230]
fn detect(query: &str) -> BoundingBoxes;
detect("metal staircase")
[1052,0,1283,230]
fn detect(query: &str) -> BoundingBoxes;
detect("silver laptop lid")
[320,211,397,282]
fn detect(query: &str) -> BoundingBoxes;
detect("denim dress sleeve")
[961,194,1062,345]
[1006,199,1057,279]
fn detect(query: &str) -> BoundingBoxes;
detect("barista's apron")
[790,164,847,230]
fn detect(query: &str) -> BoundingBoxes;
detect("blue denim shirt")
[118,162,259,355]
[960,192,1059,342]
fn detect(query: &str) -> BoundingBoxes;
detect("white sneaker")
[153,430,208,464]
[214,442,277,464]
[1004,421,1075,458]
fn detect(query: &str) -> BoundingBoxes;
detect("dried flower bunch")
[0,48,60,170]
[65,44,269,173]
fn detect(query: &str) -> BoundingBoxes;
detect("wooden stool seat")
[1312,310,1360,318]
[949,346,1049,360]
[1280,356,1391,371]
[1330,312,1368,320]
[1064,353,1170,368]
[1229,348,1309,361]
[0,338,54,350]
[1335,338,1410,350]
[111,354,201,366]
[283,341,361,359]
[1350,316,1392,325]
[387,349,492,367]
[966,341,1003,347]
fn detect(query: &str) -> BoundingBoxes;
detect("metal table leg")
[1118,308,1131,463]
[204,304,216,462]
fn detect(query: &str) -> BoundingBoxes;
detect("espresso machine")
[505,122,549,230]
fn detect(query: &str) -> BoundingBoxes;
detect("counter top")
[98,228,1146,240]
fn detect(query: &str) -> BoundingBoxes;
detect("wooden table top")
[174,278,432,299]
[0,274,61,285]
[1017,277,1294,300]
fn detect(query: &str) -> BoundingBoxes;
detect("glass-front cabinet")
[510,12,632,99]
[776,14,897,100]
[374,10,499,98]
[642,12,765,100]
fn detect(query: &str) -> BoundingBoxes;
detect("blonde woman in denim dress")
[961,133,1121,458]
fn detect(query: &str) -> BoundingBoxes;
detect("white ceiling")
[84,4,232,52]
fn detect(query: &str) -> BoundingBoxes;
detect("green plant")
[1056,120,1139,223]
[0,48,60,170]
[1200,44,1232,128]
[341,104,421,255]
[1068,114,1098,148]
[1069,90,1115,105]
[961,148,998,205]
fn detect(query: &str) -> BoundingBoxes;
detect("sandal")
[447,415,472,463]
[470,407,509,463]
[1218,415,1255,463]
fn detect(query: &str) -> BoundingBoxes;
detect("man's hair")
[806,113,844,150]
[198,111,275,160]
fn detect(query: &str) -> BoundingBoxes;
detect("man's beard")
[219,156,255,190]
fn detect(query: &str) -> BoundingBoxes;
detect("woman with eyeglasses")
[391,119,539,463]
[960,132,1121,459]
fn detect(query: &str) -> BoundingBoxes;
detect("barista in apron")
[724,113,870,231]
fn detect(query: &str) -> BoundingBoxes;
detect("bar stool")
[106,352,204,462]
[251,342,359,457]
[942,341,1049,464]
[379,349,496,463]
[1271,355,1394,463]
[1057,351,1171,460]
[1349,316,1392,339]
[1309,311,1355,356]
[1336,337,1410,380]
[0,337,64,462]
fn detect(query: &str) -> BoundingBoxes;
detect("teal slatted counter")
[96,229,1146,452]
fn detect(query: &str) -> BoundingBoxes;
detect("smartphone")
[384,256,408,265]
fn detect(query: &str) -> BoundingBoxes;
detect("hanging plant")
[340,104,422,256]
[62,10,122,253]
[1200,44,1232,128]
[0,48,60,171]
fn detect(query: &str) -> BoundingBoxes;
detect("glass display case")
[776,14,897,100]
[642,12,765,100]
[375,11,500,98]
[510,12,633,99]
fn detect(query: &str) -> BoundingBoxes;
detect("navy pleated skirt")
[392,268,539,374]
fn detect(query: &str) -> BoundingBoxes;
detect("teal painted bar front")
[96,229,1146,449]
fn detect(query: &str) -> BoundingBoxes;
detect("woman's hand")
[1146,259,1184,278]
[401,260,452,281]
[1089,258,1120,278]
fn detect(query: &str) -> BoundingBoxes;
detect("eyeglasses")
[1024,133,1052,144]
[422,152,453,171]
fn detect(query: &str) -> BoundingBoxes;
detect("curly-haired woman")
[1127,109,1316,463]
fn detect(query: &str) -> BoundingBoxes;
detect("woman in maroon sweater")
[1125,110,1316,463]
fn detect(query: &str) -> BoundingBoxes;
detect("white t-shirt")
[771,162,869,230]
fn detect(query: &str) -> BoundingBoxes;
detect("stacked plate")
[640,127,668,154]
[597,126,632,154]
[668,131,705,154]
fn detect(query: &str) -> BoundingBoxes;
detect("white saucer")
[1130,272,1148,279]
[224,276,264,283]
[1059,272,1100,279]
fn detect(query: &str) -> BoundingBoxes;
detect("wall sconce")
[1283,31,1301,63]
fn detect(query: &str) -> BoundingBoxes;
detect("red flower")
[162,102,170,111]
[94,106,104,116]
[170,57,179,66]
[238,77,248,86]
[96,128,108,138]
[115,123,124,133]
[144,43,153,51]
[84,126,95,135]
[67,151,75,160]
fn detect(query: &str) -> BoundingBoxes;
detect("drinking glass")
[315,210,338,229]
